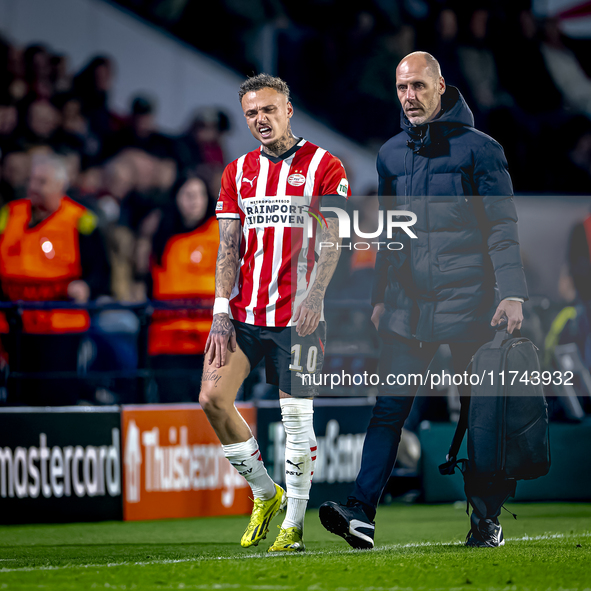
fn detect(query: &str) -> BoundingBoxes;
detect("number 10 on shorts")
[290,343,319,373]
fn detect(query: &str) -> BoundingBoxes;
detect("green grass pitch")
[1,503,589,590]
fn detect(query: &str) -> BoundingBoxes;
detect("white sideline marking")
[1,532,589,574]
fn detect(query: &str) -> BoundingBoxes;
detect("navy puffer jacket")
[371,86,528,343]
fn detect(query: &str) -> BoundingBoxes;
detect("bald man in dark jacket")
[320,52,528,550]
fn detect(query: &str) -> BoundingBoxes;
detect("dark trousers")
[352,333,514,520]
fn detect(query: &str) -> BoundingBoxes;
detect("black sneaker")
[319,497,375,549]
[465,513,505,547]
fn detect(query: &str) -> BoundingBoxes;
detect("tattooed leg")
[199,342,252,445]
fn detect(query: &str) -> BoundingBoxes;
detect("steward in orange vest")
[0,155,110,404]
[147,176,217,401]
[0,197,97,332]
[149,177,217,355]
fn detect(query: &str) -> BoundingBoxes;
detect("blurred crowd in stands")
[0,35,232,404]
[0,38,230,301]
[121,0,591,194]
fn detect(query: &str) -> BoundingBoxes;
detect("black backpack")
[440,326,551,481]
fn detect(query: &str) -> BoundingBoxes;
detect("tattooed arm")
[293,217,341,337]
[204,218,241,368]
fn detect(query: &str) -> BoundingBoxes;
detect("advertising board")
[0,407,122,524]
[121,403,255,521]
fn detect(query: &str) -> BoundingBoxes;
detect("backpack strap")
[439,395,470,475]
[439,322,509,476]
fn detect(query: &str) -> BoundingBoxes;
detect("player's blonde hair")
[238,74,290,104]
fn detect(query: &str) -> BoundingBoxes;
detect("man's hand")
[293,293,322,337]
[67,280,90,303]
[204,313,237,368]
[491,299,523,334]
[371,303,385,330]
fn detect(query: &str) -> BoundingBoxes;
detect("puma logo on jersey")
[242,176,257,187]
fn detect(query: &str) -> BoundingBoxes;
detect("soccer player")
[199,74,350,552]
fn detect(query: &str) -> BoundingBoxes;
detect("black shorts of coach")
[232,319,326,397]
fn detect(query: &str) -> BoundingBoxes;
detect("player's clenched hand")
[491,299,523,334]
[204,313,237,368]
[293,295,321,337]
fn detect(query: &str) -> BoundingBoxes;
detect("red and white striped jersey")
[216,138,350,327]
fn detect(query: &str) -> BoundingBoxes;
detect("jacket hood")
[401,86,474,145]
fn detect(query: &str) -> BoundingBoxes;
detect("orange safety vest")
[0,197,92,334]
[148,216,218,355]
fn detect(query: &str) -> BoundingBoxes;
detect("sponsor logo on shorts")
[216,201,223,211]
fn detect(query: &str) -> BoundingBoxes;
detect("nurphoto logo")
[308,205,418,250]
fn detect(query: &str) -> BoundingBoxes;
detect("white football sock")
[283,498,308,531]
[280,397,315,530]
[221,436,276,501]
